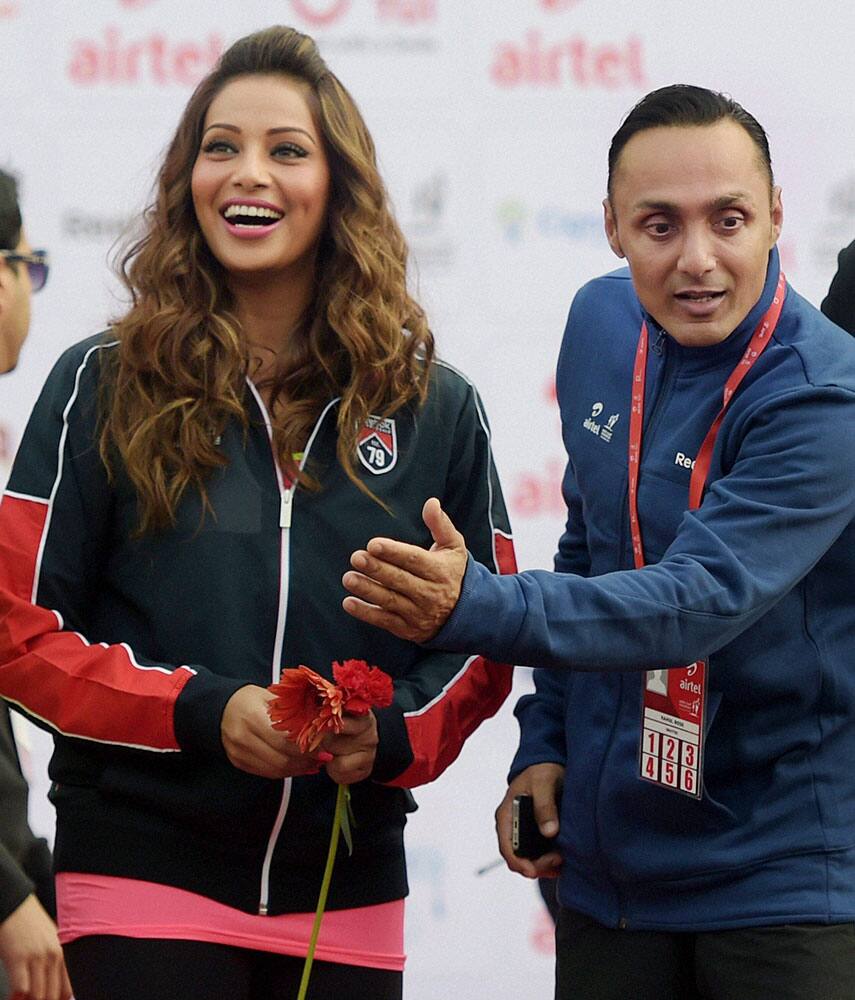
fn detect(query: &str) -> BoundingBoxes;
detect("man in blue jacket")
[343,85,855,998]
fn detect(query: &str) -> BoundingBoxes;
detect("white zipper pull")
[279,488,293,528]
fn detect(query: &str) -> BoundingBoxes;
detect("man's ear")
[603,198,624,258]
[770,185,783,247]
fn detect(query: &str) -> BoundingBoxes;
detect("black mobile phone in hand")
[512,794,554,859]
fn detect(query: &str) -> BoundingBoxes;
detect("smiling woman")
[105,27,435,533]
[0,23,515,1000]
[190,74,332,324]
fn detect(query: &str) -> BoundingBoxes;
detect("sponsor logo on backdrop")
[118,0,159,8]
[777,238,796,274]
[405,844,448,941]
[539,0,582,9]
[375,0,435,20]
[0,2,19,17]
[290,0,438,53]
[68,26,223,85]
[62,211,134,242]
[497,199,602,246]
[812,173,855,273]
[0,424,13,466]
[829,174,855,215]
[511,378,566,519]
[290,0,351,25]
[531,905,557,954]
[491,30,646,88]
[512,456,566,518]
[497,200,527,243]
[403,172,456,270]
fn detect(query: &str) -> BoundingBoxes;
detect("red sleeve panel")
[0,493,47,601]
[0,340,200,752]
[371,366,518,787]
[388,654,513,788]
[386,529,516,788]
[0,492,193,750]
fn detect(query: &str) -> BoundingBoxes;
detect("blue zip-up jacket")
[432,249,855,930]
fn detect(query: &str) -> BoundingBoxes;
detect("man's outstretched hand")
[342,498,468,643]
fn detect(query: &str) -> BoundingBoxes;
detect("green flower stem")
[297,782,347,1000]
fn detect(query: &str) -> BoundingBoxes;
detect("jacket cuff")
[371,703,414,783]
[428,555,525,658]
[508,751,566,785]
[23,838,56,918]
[0,843,34,924]
[173,669,253,757]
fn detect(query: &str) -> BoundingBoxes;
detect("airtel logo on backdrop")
[290,0,351,25]
[289,0,436,26]
[491,30,646,88]
[0,424,13,465]
[68,26,222,85]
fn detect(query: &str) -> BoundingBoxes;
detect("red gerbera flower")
[265,657,396,1000]
[333,659,395,714]
[267,666,344,753]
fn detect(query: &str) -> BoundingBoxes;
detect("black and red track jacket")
[0,335,516,914]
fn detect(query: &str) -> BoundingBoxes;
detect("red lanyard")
[628,273,787,569]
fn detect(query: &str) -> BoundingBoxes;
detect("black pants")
[556,908,855,1000]
[64,935,402,1000]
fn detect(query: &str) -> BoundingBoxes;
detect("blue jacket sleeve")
[431,384,855,671]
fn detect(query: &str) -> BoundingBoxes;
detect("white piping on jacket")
[246,380,340,915]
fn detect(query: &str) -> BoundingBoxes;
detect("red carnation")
[267,666,344,753]
[333,659,394,714]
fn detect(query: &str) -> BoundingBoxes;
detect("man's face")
[0,230,32,373]
[604,120,783,347]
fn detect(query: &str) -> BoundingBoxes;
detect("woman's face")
[191,73,331,291]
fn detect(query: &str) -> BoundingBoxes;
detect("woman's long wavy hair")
[101,25,434,533]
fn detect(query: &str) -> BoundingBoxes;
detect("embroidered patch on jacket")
[357,416,397,475]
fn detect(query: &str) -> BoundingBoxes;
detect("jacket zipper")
[246,382,340,916]
[597,330,676,908]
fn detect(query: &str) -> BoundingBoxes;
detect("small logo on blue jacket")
[357,415,397,474]
[583,403,620,442]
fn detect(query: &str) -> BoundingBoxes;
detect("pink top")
[56,873,405,972]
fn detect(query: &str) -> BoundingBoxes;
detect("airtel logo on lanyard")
[632,273,787,799]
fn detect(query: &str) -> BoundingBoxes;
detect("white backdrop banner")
[2,1,854,996]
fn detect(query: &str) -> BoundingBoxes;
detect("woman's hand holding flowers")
[322,711,379,784]
[221,685,331,779]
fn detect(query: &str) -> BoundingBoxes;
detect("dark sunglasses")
[0,248,49,292]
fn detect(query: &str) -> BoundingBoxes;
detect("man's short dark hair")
[0,169,22,252]
[607,84,773,198]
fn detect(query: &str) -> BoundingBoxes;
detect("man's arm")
[344,384,855,670]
